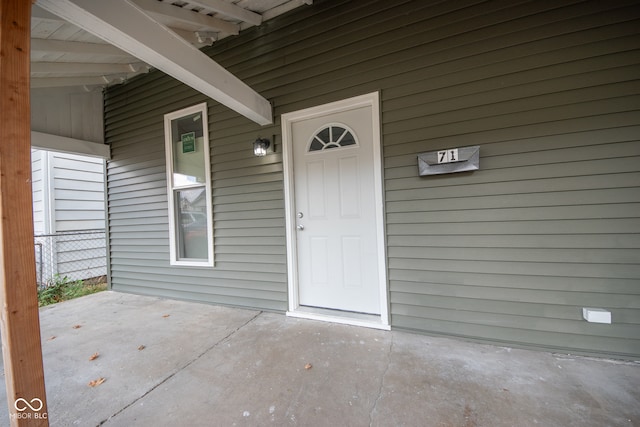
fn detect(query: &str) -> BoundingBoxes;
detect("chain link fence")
[34,229,107,288]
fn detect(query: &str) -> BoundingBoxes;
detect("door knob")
[297,224,304,231]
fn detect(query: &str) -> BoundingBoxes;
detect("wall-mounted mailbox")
[418,145,480,176]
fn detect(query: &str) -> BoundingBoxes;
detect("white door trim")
[281,92,389,330]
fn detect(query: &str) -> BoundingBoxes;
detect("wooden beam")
[37,0,273,125]
[0,0,49,425]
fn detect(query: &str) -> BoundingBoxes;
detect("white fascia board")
[36,0,273,126]
[31,131,111,159]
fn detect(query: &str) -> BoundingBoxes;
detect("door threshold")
[287,306,390,330]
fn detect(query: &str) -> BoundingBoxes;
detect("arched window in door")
[308,124,358,152]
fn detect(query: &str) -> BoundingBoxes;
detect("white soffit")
[36,0,273,125]
[32,1,314,125]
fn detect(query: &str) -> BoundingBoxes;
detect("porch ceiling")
[32,0,313,125]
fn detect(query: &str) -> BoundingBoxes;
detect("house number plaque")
[417,145,479,176]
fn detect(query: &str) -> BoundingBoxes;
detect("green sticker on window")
[181,132,196,153]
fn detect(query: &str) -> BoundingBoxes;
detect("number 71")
[437,148,458,164]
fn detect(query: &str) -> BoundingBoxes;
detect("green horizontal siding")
[375,0,640,358]
[104,63,287,310]
[104,0,640,358]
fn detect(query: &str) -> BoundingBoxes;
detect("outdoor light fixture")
[253,137,271,156]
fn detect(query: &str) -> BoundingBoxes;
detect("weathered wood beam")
[0,0,49,425]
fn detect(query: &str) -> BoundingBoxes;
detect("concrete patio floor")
[0,291,638,426]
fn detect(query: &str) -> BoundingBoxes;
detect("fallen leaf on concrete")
[304,363,312,370]
[88,377,105,387]
[162,314,170,318]
[89,352,99,361]
[72,324,82,329]
[138,345,146,351]
[47,336,56,341]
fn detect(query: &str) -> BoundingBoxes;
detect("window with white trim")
[164,103,213,266]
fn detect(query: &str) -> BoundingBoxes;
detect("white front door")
[283,93,386,319]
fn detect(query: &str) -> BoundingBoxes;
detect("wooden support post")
[0,0,49,425]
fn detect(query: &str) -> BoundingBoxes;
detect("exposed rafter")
[131,0,239,34]
[31,75,127,88]
[260,0,313,23]
[32,4,64,21]
[187,0,262,26]
[30,1,314,93]
[36,0,273,125]
[170,27,217,46]
[31,38,132,57]
[31,61,147,75]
